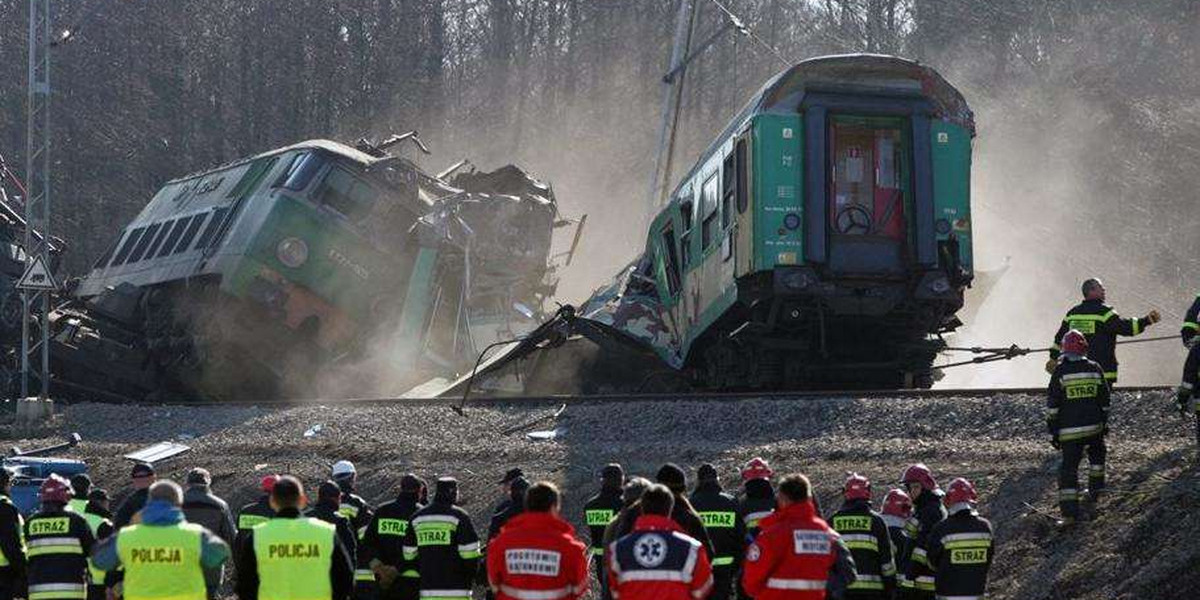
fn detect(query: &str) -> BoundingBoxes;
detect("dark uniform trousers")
[1059,437,1106,518]
[1048,357,1110,519]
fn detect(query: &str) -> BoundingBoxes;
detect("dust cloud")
[390,47,1194,391]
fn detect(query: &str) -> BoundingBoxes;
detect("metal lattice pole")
[23,0,51,400]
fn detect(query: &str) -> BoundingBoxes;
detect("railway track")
[98,384,1175,409]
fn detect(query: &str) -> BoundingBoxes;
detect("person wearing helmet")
[1047,277,1160,383]
[582,463,623,600]
[880,489,914,597]
[332,461,378,599]
[235,474,279,559]
[1048,329,1111,524]
[402,478,481,600]
[361,474,425,600]
[332,461,374,537]
[23,474,95,600]
[828,474,895,599]
[0,468,26,600]
[737,457,776,541]
[689,464,745,600]
[92,480,230,600]
[898,464,944,600]
[925,478,993,600]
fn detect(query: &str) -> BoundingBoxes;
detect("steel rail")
[87,385,1174,409]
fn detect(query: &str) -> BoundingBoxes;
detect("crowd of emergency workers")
[0,275,1198,600]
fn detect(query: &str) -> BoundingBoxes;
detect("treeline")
[0,0,1196,302]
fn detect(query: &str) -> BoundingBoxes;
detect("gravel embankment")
[2,390,1196,600]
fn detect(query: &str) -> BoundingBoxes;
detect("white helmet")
[332,460,356,478]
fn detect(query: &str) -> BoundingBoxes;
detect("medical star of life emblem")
[746,543,761,562]
[634,533,667,567]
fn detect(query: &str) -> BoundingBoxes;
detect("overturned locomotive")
[459,54,975,394]
[49,137,564,400]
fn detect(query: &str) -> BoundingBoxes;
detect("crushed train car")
[448,54,977,396]
[21,136,567,401]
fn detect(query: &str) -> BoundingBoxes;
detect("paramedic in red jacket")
[607,484,713,600]
[487,481,589,600]
[742,474,857,600]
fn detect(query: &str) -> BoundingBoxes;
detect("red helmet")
[741,457,773,482]
[899,463,937,490]
[40,474,73,504]
[882,489,913,518]
[261,474,281,493]
[843,473,871,501]
[944,477,978,507]
[1061,329,1088,356]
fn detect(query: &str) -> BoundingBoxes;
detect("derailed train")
[462,54,975,394]
[28,136,567,400]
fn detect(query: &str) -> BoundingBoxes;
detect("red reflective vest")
[607,515,713,600]
[741,501,838,600]
[486,511,589,600]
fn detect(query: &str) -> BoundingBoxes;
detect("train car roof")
[164,139,383,185]
[664,53,974,205]
[755,53,973,126]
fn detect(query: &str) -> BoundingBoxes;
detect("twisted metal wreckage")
[0,135,582,401]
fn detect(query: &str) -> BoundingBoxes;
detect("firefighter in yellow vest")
[90,480,230,600]
[235,475,355,600]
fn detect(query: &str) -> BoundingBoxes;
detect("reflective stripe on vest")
[418,589,471,600]
[254,518,335,600]
[0,497,23,567]
[765,577,825,590]
[27,536,83,557]
[117,523,207,600]
[82,512,111,585]
[29,582,87,600]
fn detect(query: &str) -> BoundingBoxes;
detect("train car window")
[735,138,749,214]
[318,167,374,222]
[141,220,174,259]
[659,225,681,296]
[155,218,188,258]
[228,157,279,199]
[701,173,719,251]
[127,222,163,263]
[172,214,207,254]
[110,227,145,266]
[679,188,694,268]
[830,122,905,240]
[275,152,326,191]
[194,206,231,249]
[722,153,735,229]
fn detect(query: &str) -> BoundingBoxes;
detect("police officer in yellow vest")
[0,468,26,600]
[91,480,230,600]
[235,476,354,600]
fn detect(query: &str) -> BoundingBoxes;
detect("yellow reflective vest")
[116,523,207,600]
[253,517,335,600]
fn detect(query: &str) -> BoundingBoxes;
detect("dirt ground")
[2,390,1197,600]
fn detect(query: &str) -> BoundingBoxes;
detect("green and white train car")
[586,54,975,389]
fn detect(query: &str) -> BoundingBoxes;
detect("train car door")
[826,116,909,276]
